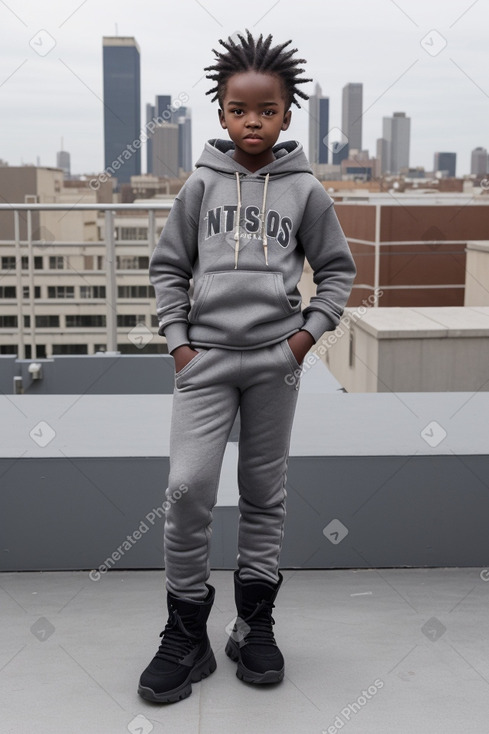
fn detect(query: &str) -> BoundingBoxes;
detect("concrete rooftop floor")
[1,568,489,733]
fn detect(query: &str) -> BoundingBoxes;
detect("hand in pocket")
[287,330,315,366]
[171,345,200,374]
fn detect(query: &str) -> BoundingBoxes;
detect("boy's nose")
[245,113,261,127]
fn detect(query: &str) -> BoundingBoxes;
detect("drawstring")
[234,172,241,269]
[233,171,270,269]
[260,173,270,266]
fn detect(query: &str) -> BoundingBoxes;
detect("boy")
[138,30,356,703]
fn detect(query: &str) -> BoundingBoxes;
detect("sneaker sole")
[138,648,217,703]
[225,638,284,685]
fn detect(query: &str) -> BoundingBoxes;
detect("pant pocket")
[174,348,209,380]
[281,337,302,371]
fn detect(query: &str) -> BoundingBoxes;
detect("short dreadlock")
[204,30,311,110]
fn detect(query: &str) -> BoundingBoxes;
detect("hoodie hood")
[195,139,314,178]
[195,139,314,268]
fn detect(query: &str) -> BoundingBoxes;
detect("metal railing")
[0,203,172,358]
[0,201,481,358]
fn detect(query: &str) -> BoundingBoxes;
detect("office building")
[56,149,71,177]
[146,94,187,178]
[434,152,456,177]
[0,167,169,358]
[308,83,329,165]
[103,36,141,186]
[471,146,488,176]
[146,103,155,174]
[376,137,389,175]
[152,123,179,178]
[177,107,192,173]
[340,83,363,163]
[340,152,375,181]
[155,95,172,120]
[382,112,410,174]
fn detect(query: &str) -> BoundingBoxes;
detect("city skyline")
[1,0,488,176]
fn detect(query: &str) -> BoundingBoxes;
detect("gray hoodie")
[149,139,356,353]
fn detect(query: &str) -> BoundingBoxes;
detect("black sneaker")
[225,571,284,684]
[138,584,216,703]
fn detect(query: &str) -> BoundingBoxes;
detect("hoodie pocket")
[189,270,300,343]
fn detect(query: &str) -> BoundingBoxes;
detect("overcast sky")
[1,0,487,176]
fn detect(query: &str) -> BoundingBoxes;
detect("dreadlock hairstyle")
[204,30,312,110]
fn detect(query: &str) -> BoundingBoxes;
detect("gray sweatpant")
[164,338,302,600]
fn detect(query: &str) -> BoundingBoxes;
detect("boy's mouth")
[244,134,262,140]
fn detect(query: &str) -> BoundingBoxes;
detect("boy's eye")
[229,108,275,117]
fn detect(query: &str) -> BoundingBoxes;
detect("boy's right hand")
[171,345,199,374]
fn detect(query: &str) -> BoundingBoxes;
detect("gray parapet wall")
[1,388,488,572]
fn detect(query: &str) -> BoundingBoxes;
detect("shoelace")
[155,608,199,663]
[242,599,277,645]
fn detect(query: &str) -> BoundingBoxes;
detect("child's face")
[218,71,291,171]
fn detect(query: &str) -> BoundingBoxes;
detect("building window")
[36,315,60,328]
[0,286,16,298]
[65,315,106,328]
[118,285,153,298]
[0,315,17,328]
[24,315,30,327]
[49,256,65,269]
[0,345,18,354]
[1,256,16,270]
[84,255,104,269]
[23,286,41,298]
[21,256,43,269]
[116,256,150,270]
[80,286,106,299]
[151,315,159,327]
[52,344,88,354]
[117,226,148,241]
[117,315,146,327]
[48,286,75,298]
[117,342,168,354]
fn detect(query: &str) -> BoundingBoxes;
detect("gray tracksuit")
[149,139,356,599]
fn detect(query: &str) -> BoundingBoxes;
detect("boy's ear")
[218,108,227,129]
[281,110,292,131]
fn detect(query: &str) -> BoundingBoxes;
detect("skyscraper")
[146,103,155,174]
[152,124,179,177]
[376,137,389,175]
[176,107,193,173]
[434,152,456,177]
[155,95,172,120]
[471,147,488,176]
[56,149,71,177]
[308,83,329,165]
[103,37,141,186]
[146,96,176,174]
[342,83,363,157]
[382,112,410,174]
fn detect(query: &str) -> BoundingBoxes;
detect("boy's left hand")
[287,330,315,366]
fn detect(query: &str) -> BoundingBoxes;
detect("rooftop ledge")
[346,306,489,339]
[1,391,487,459]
